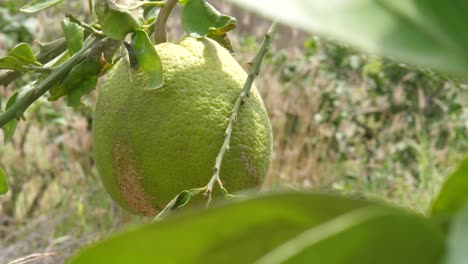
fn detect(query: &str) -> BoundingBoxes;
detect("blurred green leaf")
[49,58,101,101]
[8,43,38,65]
[132,30,164,90]
[62,18,84,55]
[20,0,64,13]
[36,38,67,63]
[95,0,141,40]
[66,76,98,107]
[69,192,443,264]
[3,92,19,144]
[256,207,443,264]
[229,0,468,77]
[0,167,7,195]
[0,56,28,71]
[182,0,236,38]
[444,204,468,264]
[432,156,468,217]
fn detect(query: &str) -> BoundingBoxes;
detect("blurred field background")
[1,0,467,263]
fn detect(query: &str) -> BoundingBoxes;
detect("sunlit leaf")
[132,30,164,90]
[62,18,84,55]
[444,204,468,264]
[182,0,237,38]
[8,43,38,65]
[20,0,65,13]
[70,192,443,264]
[0,167,7,195]
[432,156,468,217]
[228,0,468,77]
[95,0,141,40]
[0,56,28,71]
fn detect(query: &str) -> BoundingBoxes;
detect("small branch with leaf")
[154,21,278,221]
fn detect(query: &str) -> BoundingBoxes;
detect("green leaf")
[49,58,102,101]
[0,167,7,195]
[132,30,164,90]
[62,18,84,56]
[0,56,27,71]
[20,0,64,13]
[431,156,468,217]
[228,0,468,77]
[66,76,98,107]
[208,33,234,53]
[69,192,443,264]
[3,92,19,144]
[182,0,237,38]
[36,38,67,63]
[256,207,442,264]
[8,43,38,65]
[444,204,468,264]
[95,0,141,40]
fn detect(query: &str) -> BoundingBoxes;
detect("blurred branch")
[204,21,278,198]
[0,38,67,87]
[0,37,103,128]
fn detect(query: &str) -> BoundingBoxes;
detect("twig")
[0,37,102,128]
[203,22,277,200]
[65,13,102,35]
[128,1,164,10]
[8,252,59,264]
[154,0,178,44]
[25,65,52,74]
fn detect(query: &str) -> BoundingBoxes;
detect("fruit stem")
[154,0,178,44]
[203,21,278,200]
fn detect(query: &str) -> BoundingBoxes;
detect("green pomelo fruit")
[92,37,272,216]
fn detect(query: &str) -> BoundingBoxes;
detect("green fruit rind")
[93,37,272,216]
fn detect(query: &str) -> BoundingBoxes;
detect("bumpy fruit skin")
[93,37,272,216]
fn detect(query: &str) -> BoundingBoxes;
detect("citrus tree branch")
[0,37,102,128]
[204,21,278,198]
[0,39,67,87]
[154,0,178,44]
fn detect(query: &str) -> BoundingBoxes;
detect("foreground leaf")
[0,167,7,195]
[444,204,468,264]
[20,0,64,13]
[132,30,164,90]
[70,192,443,264]
[228,0,468,77]
[431,156,468,217]
[182,0,237,38]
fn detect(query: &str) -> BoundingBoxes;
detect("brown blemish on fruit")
[114,142,157,216]
[240,146,259,181]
